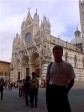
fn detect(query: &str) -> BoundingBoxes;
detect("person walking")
[30,72,39,107]
[0,78,4,100]
[24,76,31,106]
[22,79,26,97]
[18,80,23,97]
[46,45,76,112]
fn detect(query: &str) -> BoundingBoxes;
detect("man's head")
[53,45,63,62]
[32,72,36,77]
[26,76,30,82]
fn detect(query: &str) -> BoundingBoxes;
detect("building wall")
[0,61,11,81]
[11,31,84,82]
[79,0,84,37]
[11,3,84,82]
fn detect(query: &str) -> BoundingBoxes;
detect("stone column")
[28,57,32,76]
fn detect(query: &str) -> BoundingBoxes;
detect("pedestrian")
[22,79,26,97]
[0,78,4,100]
[46,45,76,112]
[30,72,39,107]
[18,80,23,97]
[24,76,31,106]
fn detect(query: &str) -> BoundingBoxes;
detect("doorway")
[18,72,20,80]
[35,68,41,78]
[26,68,29,77]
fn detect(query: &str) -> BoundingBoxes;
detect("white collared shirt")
[46,60,76,86]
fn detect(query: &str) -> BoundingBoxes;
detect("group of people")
[18,72,39,108]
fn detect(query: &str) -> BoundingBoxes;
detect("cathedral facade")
[11,0,84,82]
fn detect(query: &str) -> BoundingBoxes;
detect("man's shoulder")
[48,62,53,66]
[62,60,73,68]
[63,60,71,65]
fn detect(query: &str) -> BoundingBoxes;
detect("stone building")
[11,0,84,82]
[0,60,11,81]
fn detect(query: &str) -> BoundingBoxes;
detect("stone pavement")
[0,88,47,112]
[0,82,84,112]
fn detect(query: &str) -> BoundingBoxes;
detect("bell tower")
[79,0,84,53]
[79,0,84,37]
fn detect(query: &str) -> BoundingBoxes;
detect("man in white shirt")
[46,45,76,112]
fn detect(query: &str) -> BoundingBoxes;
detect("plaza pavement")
[0,81,84,112]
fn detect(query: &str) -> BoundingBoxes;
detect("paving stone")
[0,82,84,112]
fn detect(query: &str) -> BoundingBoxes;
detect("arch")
[31,52,39,65]
[15,58,20,68]
[22,55,29,67]
[20,55,30,78]
[31,52,41,77]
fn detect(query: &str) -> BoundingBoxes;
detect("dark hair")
[32,72,36,77]
[26,76,30,82]
[53,45,63,53]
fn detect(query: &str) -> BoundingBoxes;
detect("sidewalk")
[0,83,84,112]
[0,88,47,112]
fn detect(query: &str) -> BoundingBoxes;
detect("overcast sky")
[0,0,80,62]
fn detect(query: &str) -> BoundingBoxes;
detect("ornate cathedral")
[11,0,84,83]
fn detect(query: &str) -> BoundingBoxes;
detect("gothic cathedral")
[11,0,84,83]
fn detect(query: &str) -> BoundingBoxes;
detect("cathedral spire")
[25,7,33,27]
[27,7,31,15]
[26,7,31,18]
[79,0,84,37]
[34,8,38,17]
[33,8,39,36]
[36,8,37,15]
[33,8,39,21]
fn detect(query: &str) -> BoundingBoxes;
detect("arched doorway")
[35,67,41,78]
[22,55,29,77]
[15,59,20,80]
[31,52,41,77]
